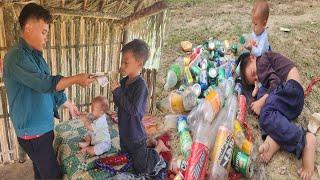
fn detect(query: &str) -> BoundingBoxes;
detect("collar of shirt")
[19,37,43,55]
[94,113,107,122]
[120,75,142,89]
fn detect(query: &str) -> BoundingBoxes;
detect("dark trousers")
[258,79,306,158]
[120,139,167,178]
[18,130,62,179]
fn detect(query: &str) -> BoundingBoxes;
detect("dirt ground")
[1,0,320,179]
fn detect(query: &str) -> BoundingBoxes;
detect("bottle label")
[205,91,221,115]
[170,64,181,78]
[238,95,247,124]
[170,92,186,113]
[185,142,209,180]
[210,126,234,169]
[180,131,192,157]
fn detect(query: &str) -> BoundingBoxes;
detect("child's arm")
[252,81,259,97]
[80,113,94,131]
[119,83,148,116]
[83,120,93,131]
[111,81,121,107]
[251,93,269,115]
[251,31,270,57]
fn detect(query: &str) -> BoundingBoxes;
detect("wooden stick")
[50,8,121,20]
[100,0,106,11]
[83,0,87,10]
[120,1,168,26]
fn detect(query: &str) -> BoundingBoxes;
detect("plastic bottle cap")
[208,68,217,78]
[192,83,202,97]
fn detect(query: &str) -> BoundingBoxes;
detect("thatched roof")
[1,0,167,22]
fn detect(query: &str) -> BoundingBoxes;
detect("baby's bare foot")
[258,136,280,163]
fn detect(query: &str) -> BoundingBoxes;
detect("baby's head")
[252,0,269,35]
[91,96,109,118]
[120,39,149,76]
[239,52,258,86]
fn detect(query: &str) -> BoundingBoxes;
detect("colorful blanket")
[54,118,120,180]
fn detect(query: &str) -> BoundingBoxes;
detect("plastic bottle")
[164,57,184,90]
[187,100,214,134]
[164,114,180,130]
[184,116,212,180]
[200,58,208,70]
[199,69,208,90]
[224,77,235,98]
[234,119,253,155]
[184,65,194,85]
[208,93,237,180]
[177,116,192,157]
[156,91,186,113]
[239,33,253,45]
[182,87,198,111]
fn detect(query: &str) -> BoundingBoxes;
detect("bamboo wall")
[0,2,166,164]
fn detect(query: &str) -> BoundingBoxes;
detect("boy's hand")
[250,94,268,115]
[111,81,120,91]
[80,112,88,122]
[252,81,259,97]
[245,40,257,50]
[250,99,264,115]
[64,101,80,118]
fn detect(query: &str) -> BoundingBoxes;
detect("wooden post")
[2,3,20,49]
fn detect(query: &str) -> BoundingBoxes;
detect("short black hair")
[238,52,251,87]
[121,39,149,64]
[19,3,52,29]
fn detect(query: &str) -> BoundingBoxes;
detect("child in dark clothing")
[111,39,170,178]
[239,51,316,180]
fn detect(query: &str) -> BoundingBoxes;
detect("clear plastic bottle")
[234,119,253,155]
[184,116,212,180]
[182,86,198,111]
[199,69,208,90]
[224,77,235,98]
[187,87,224,133]
[239,33,253,45]
[177,116,192,157]
[208,93,237,180]
[164,57,184,91]
[187,100,214,134]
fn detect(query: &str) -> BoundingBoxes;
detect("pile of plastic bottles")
[157,38,255,180]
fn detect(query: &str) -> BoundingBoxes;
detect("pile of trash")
[156,37,256,180]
